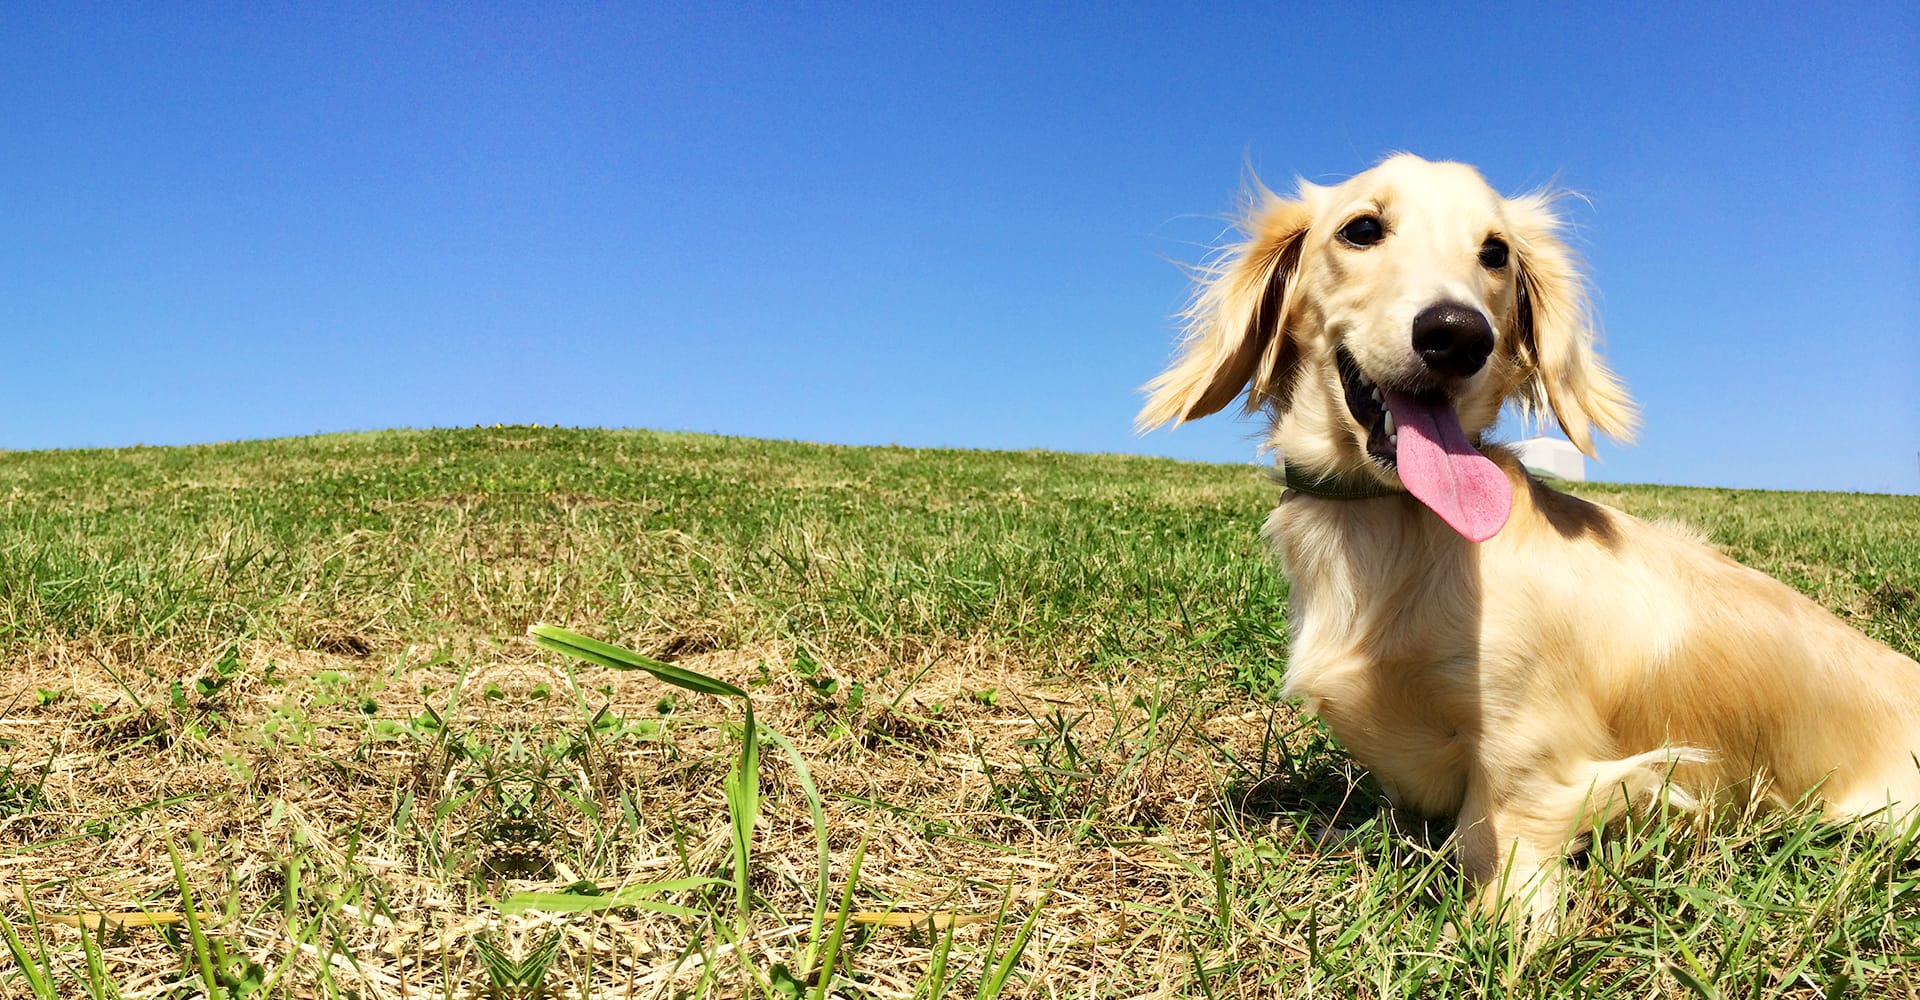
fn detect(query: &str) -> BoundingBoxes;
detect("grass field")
[1,426,1916,999]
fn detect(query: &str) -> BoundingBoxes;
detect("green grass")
[0,426,1915,998]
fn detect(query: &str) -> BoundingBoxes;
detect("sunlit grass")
[0,426,1915,997]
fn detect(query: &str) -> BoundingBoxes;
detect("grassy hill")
[1,426,1915,998]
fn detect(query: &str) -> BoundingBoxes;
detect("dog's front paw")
[1468,861,1569,946]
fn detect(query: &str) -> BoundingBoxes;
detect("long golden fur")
[1140,154,1920,923]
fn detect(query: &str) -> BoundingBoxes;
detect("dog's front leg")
[1453,776,1573,932]
[1453,743,1713,936]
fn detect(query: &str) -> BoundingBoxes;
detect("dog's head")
[1139,154,1637,538]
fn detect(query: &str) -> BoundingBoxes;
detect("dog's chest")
[1284,628,1479,814]
[1271,504,1481,814]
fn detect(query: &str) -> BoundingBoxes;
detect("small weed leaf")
[769,964,807,1000]
[530,624,745,697]
[474,929,563,999]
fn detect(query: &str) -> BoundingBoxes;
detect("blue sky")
[4,4,1915,492]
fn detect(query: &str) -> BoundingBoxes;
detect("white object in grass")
[1512,436,1586,482]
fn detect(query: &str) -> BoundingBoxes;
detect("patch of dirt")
[649,628,725,662]
[1870,578,1917,615]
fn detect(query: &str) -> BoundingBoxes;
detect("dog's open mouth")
[1338,348,1425,468]
[1335,347,1514,542]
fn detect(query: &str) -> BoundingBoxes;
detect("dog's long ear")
[1136,192,1315,430]
[1505,193,1639,456]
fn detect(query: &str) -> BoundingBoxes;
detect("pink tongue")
[1382,389,1512,542]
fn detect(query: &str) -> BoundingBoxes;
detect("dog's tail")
[1571,745,1714,832]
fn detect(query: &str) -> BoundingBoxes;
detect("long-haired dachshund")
[1139,153,1920,923]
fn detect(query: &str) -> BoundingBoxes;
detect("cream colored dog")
[1139,154,1920,922]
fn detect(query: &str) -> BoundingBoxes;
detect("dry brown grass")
[3,630,1310,998]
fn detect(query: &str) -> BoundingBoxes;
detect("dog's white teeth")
[1389,432,1398,447]
[1383,412,1396,436]
[1370,387,1383,404]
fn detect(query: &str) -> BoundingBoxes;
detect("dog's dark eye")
[1337,215,1385,248]
[1479,237,1510,269]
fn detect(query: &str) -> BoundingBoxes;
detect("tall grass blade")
[977,891,1048,1000]
[166,838,224,1000]
[727,702,762,943]
[810,837,867,1000]
[530,624,744,697]
[0,908,56,1000]
[760,727,834,976]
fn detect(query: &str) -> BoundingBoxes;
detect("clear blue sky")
[4,4,1915,492]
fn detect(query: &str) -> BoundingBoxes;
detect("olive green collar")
[1281,463,1405,500]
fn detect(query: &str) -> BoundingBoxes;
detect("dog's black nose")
[1411,302,1494,378]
